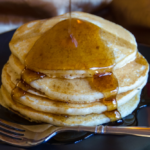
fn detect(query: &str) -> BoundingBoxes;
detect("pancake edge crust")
[0,86,141,126]
[1,62,148,115]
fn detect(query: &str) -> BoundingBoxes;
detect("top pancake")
[9,12,137,77]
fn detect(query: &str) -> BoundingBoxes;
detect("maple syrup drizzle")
[93,73,118,111]
[13,15,146,122]
[25,19,115,70]
[21,69,45,85]
[69,0,72,34]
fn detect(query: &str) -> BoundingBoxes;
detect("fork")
[1,118,150,147]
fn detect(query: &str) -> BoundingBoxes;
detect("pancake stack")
[0,12,149,126]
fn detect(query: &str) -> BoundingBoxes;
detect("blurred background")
[0,0,150,45]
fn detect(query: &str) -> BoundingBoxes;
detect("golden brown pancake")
[6,53,149,103]
[0,86,141,126]
[9,12,137,77]
[2,62,147,115]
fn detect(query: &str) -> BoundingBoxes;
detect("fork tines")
[0,118,24,140]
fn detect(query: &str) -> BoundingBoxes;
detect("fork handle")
[100,126,150,137]
[61,126,150,137]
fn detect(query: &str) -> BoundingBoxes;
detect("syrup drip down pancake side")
[1,62,147,116]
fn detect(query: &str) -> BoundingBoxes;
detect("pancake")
[0,86,141,126]
[2,62,147,115]
[9,12,137,78]
[6,53,149,103]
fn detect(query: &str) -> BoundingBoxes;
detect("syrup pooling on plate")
[12,18,121,121]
